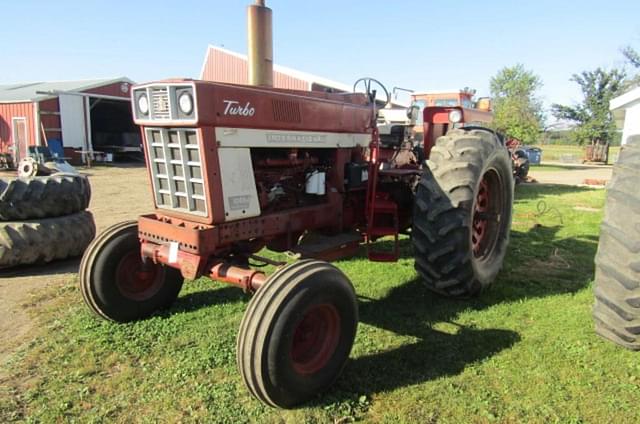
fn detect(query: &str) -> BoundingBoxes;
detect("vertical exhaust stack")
[247,0,273,87]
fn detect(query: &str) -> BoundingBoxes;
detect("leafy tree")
[489,64,544,144]
[551,68,626,146]
[622,45,640,89]
[623,45,640,68]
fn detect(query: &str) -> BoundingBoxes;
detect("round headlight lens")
[138,94,149,115]
[178,92,193,115]
[448,109,462,123]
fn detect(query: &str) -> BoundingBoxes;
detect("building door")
[11,117,28,163]
[59,94,87,150]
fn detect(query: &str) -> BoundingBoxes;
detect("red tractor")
[79,2,514,408]
[416,101,530,182]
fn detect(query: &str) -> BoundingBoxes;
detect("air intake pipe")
[247,0,273,87]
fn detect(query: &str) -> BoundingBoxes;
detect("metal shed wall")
[84,81,132,98]
[201,47,308,90]
[0,102,35,154]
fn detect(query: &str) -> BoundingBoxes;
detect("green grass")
[531,144,621,163]
[2,185,639,423]
[526,164,576,172]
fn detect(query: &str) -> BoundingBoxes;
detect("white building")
[610,86,640,145]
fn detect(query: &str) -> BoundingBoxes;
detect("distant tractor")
[79,1,515,407]
[394,95,531,181]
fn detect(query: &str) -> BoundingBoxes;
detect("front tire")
[412,128,514,297]
[79,221,184,322]
[237,260,358,408]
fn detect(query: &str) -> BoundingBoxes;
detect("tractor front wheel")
[79,220,184,322]
[236,259,358,408]
[412,128,514,297]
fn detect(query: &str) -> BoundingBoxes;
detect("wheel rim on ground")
[290,303,341,375]
[115,251,164,301]
[472,169,504,260]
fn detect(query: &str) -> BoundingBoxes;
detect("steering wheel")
[353,77,391,108]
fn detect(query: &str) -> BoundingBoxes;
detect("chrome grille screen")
[151,88,170,120]
[146,128,207,216]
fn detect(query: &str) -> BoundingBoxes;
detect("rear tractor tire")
[593,136,640,350]
[0,174,91,221]
[79,221,184,323]
[412,128,514,297]
[237,259,358,408]
[0,211,96,268]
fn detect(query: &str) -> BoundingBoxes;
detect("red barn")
[0,77,138,164]
[200,45,351,93]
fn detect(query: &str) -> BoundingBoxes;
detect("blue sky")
[2,0,639,116]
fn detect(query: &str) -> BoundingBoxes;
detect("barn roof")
[0,77,133,103]
[200,45,352,92]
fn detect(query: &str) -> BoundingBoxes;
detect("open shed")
[0,77,139,165]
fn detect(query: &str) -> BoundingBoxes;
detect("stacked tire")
[593,135,640,350]
[0,174,96,269]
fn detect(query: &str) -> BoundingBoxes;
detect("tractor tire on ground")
[237,259,358,408]
[593,136,640,350]
[412,128,514,297]
[0,211,96,269]
[79,221,184,323]
[0,174,91,221]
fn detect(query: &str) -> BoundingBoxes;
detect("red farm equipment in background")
[79,1,515,408]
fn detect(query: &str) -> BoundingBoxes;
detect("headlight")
[138,94,149,115]
[178,92,193,115]
[448,109,462,123]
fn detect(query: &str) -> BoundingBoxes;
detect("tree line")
[488,45,639,146]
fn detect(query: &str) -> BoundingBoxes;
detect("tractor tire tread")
[412,128,513,297]
[237,259,357,407]
[593,137,640,350]
[0,174,91,221]
[0,211,95,268]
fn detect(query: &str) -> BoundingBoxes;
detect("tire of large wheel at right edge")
[412,128,514,297]
[0,174,91,221]
[593,136,640,350]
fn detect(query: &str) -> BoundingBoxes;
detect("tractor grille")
[151,88,171,120]
[146,128,207,216]
[272,99,301,123]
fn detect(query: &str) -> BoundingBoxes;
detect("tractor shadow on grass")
[166,286,246,315]
[513,182,598,201]
[324,222,598,401]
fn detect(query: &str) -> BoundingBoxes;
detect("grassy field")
[2,184,639,423]
[532,144,621,163]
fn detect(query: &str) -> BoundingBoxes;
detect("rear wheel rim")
[472,169,504,260]
[290,304,341,375]
[115,251,164,301]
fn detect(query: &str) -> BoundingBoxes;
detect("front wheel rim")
[290,304,341,375]
[115,251,164,301]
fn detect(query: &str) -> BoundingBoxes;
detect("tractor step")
[366,198,399,262]
[292,230,363,262]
